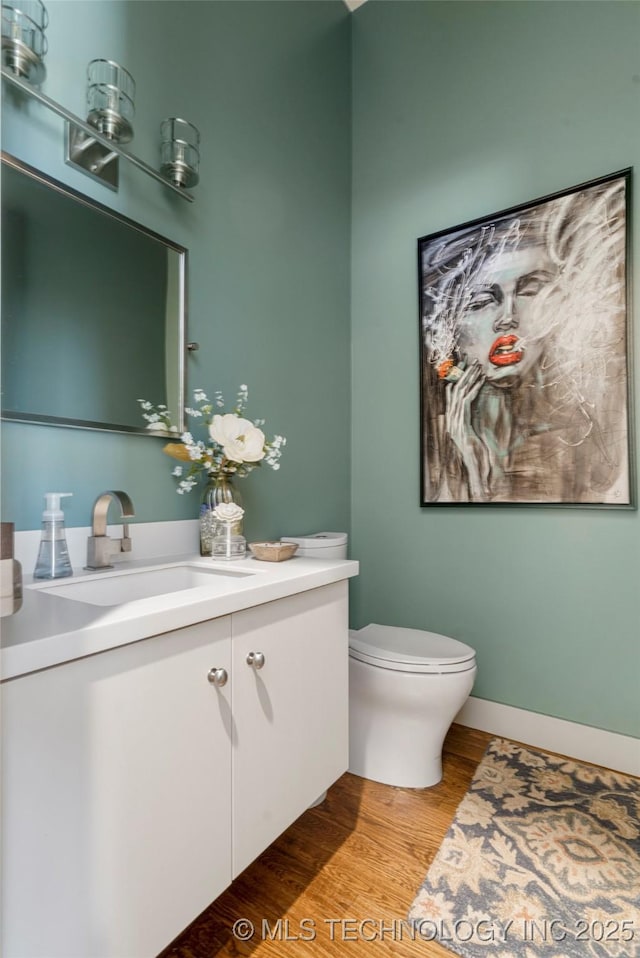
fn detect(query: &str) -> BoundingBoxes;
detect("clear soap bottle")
[34,492,73,580]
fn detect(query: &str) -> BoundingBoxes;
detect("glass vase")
[199,474,243,557]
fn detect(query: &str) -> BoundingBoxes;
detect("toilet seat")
[348,624,476,674]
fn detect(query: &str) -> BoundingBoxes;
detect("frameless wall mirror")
[1,152,187,434]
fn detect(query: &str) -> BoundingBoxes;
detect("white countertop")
[1,553,359,682]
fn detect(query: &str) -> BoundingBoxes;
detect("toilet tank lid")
[281,532,347,549]
[349,624,475,667]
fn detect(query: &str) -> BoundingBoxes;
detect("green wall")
[1,0,351,542]
[350,1,640,736]
[3,0,638,738]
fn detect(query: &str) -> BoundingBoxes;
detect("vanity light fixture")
[1,54,196,201]
[86,59,135,143]
[65,59,135,191]
[1,0,48,84]
[160,117,200,189]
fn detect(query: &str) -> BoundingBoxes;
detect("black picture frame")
[417,170,633,507]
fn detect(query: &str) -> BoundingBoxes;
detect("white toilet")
[281,531,348,559]
[348,624,477,788]
[282,533,476,789]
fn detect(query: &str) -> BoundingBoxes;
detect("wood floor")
[160,725,493,957]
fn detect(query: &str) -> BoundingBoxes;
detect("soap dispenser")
[34,493,73,580]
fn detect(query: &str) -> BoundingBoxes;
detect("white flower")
[141,383,285,495]
[209,414,266,463]
[177,482,187,495]
[264,432,286,470]
[213,502,245,522]
[177,476,198,495]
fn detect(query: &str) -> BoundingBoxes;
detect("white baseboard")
[455,696,640,777]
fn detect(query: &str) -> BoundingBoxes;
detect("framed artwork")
[418,170,633,506]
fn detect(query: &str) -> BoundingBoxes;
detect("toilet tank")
[281,532,347,560]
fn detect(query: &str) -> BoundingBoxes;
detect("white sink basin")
[30,563,254,607]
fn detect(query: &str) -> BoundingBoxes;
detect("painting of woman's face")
[419,173,630,505]
[455,244,557,383]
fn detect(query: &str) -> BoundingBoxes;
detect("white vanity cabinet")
[232,580,348,876]
[1,580,350,958]
[1,615,234,958]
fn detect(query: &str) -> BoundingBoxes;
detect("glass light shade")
[160,117,200,189]
[86,58,135,143]
[1,0,48,83]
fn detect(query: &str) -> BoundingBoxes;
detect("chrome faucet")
[86,491,135,570]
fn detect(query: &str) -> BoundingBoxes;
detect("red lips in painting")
[489,335,523,367]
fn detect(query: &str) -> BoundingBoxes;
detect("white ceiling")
[344,0,368,10]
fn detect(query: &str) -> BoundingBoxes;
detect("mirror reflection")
[1,152,186,434]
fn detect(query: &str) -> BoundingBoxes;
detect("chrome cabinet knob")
[207,667,228,687]
[246,651,265,670]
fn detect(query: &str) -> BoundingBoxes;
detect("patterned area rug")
[408,738,640,958]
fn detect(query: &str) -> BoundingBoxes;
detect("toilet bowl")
[348,624,477,788]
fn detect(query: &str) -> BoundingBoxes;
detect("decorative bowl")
[248,541,299,562]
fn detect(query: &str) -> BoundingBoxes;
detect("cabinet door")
[1,618,233,958]
[232,581,349,876]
